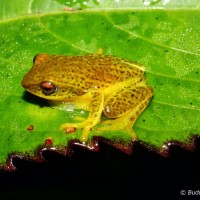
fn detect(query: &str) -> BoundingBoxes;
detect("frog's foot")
[61,122,93,142]
[100,85,153,141]
[61,91,104,142]
[96,117,137,140]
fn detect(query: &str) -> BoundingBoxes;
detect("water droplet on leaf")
[142,0,161,5]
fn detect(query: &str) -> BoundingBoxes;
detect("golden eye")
[40,81,58,95]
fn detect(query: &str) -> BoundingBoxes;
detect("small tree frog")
[22,53,153,142]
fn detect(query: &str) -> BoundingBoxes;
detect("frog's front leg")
[61,91,104,142]
[97,85,153,140]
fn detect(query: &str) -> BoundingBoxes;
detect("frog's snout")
[21,75,29,89]
[21,73,35,92]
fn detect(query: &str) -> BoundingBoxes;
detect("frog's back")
[50,54,145,90]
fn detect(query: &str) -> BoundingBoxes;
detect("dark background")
[0,139,200,199]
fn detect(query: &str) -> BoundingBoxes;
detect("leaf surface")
[0,0,200,169]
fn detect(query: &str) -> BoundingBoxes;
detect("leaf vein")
[38,17,92,53]
[153,100,200,111]
[105,14,200,56]
[147,70,200,84]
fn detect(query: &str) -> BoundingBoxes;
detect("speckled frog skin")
[22,53,153,142]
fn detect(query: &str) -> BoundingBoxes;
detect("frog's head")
[22,53,81,100]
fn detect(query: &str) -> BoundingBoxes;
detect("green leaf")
[0,0,200,169]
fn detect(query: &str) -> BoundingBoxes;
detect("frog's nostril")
[21,79,28,89]
[40,81,57,95]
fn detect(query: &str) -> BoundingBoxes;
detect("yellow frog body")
[22,53,153,142]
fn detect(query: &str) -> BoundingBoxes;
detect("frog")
[21,52,153,142]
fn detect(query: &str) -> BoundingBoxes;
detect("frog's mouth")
[21,81,40,97]
[21,74,33,90]
[21,80,43,97]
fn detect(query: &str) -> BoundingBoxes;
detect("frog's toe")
[60,122,93,142]
[96,120,137,140]
[60,123,79,134]
[80,127,92,142]
[62,126,77,134]
[125,127,137,140]
[98,118,124,130]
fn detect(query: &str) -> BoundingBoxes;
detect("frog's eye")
[40,81,58,95]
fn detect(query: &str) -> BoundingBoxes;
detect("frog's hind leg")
[60,91,104,142]
[98,85,153,140]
